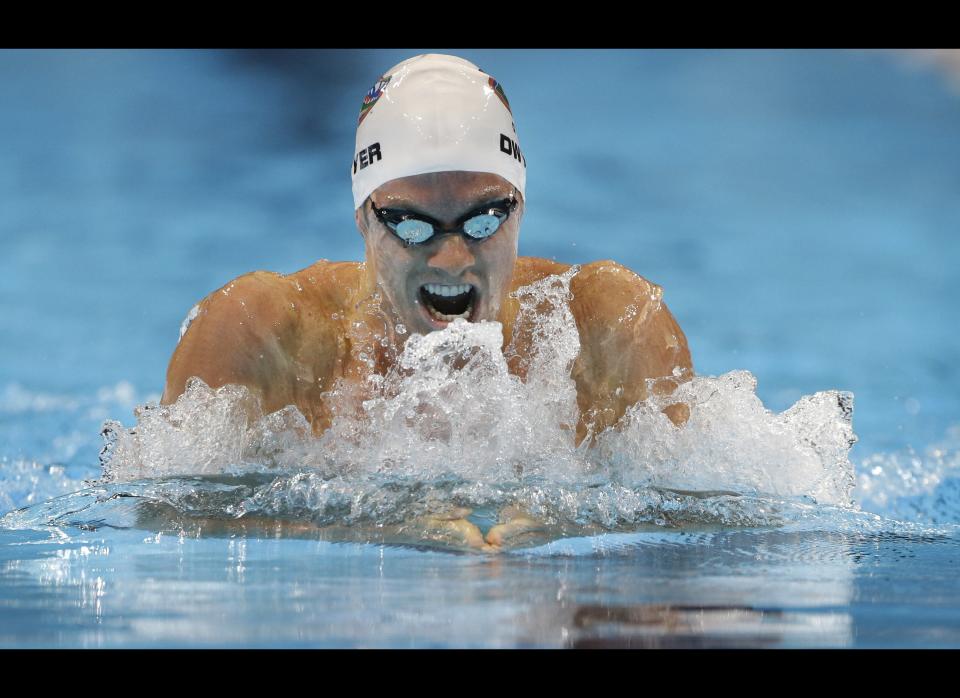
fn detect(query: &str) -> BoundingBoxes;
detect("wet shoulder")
[510,256,573,290]
[281,260,365,356]
[570,259,663,301]
[287,259,364,310]
[166,261,359,406]
[512,257,663,314]
[184,260,361,351]
[569,259,663,316]
[164,269,300,405]
[189,269,296,333]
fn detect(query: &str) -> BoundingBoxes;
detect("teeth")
[424,283,472,297]
[421,283,476,323]
[426,301,474,322]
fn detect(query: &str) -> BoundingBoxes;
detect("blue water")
[2,49,960,648]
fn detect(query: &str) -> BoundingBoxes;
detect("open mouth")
[419,283,476,323]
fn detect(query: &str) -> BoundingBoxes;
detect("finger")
[418,515,487,549]
[485,514,546,547]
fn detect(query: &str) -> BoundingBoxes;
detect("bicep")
[625,299,693,426]
[571,263,693,439]
[628,298,693,398]
[161,299,255,404]
[161,275,295,407]
[579,300,691,410]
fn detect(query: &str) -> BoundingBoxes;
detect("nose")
[427,234,476,277]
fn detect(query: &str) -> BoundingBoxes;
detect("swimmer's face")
[356,171,522,335]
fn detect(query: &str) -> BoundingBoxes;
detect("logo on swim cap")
[487,77,512,115]
[358,74,391,126]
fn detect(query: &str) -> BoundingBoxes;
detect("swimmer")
[161,54,693,550]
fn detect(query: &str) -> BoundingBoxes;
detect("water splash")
[856,425,960,525]
[0,459,90,514]
[32,269,871,541]
[593,371,856,506]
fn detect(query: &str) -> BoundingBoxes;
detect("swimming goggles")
[370,197,518,245]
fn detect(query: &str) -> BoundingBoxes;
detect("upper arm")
[570,261,693,439]
[161,272,300,409]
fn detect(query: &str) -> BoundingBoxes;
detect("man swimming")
[161,54,693,549]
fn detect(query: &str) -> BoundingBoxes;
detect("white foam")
[97,270,860,528]
[0,458,89,513]
[855,425,960,524]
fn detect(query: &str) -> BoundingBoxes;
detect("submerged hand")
[405,506,549,552]
[484,506,548,548]
[412,507,496,551]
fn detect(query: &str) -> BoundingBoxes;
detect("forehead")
[370,171,516,212]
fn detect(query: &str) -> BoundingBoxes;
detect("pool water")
[2,49,959,648]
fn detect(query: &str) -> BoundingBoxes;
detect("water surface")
[2,49,959,648]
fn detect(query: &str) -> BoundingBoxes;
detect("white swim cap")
[351,53,526,210]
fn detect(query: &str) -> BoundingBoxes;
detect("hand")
[484,506,548,548]
[411,507,496,552]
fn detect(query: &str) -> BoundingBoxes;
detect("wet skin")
[162,172,693,550]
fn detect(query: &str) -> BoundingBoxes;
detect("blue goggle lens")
[462,213,502,239]
[394,218,434,244]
